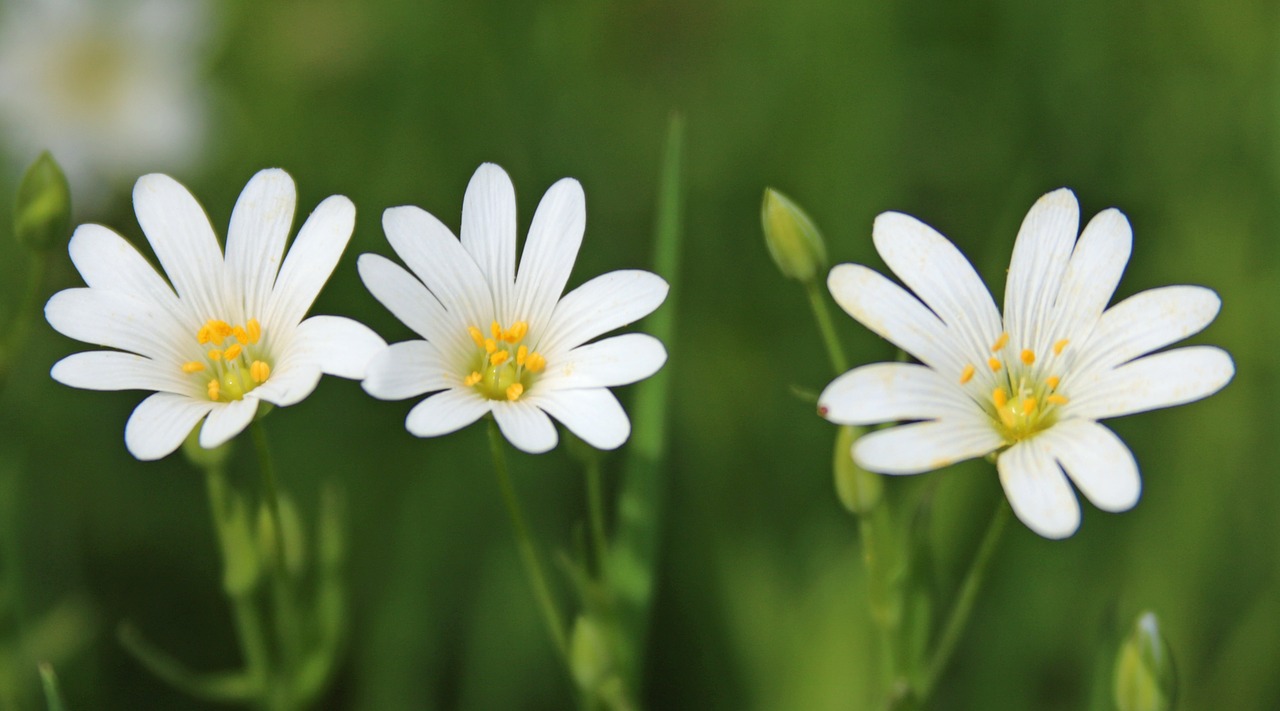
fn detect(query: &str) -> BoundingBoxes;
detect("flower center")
[181,319,272,402]
[960,333,1071,443]
[462,320,546,401]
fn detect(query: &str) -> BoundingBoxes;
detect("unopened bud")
[761,187,827,282]
[569,614,614,694]
[257,494,307,577]
[14,151,72,252]
[1115,610,1177,711]
[834,425,881,514]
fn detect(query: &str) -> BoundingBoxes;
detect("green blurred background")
[0,0,1275,708]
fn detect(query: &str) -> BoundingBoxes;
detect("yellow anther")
[491,321,502,339]
[992,387,1008,408]
[208,349,223,361]
[517,344,529,366]
[197,324,213,344]
[1047,394,1069,405]
[959,364,975,384]
[468,326,486,348]
[987,357,1002,372]
[505,321,528,342]
[181,361,206,373]
[484,338,497,354]
[490,350,510,366]
[210,320,232,341]
[1046,376,1061,390]
[250,360,271,384]
[463,371,483,387]
[245,319,262,344]
[1053,339,1069,355]
[223,343,243,361]
[1020,349,1036,365]
[233,326,248,344]
[506,383,524,401]
[1022,398,1037,416]
[207,379,220,401]
[991,332,1009,351]
[525,352,547,373]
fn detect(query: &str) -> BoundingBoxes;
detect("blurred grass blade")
[117,623,258,702]
[605,112,684,692]
[38,663,65,711]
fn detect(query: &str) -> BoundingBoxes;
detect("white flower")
[359,163,668,454]
[818,189,1234,538]
[0,0,209,206]
[45,169,385,460]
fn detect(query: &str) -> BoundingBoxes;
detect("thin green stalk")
[487,419,567,657]
[804,278,848,375]
[251,421,300,710]
[918,496,1011,701]
[0,253,46,391]
[585,456,609,575]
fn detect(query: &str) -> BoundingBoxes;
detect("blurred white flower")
[360,163,668,454]
[0,0,209,206]
[818,189,1234,538]
[45,169,385,460]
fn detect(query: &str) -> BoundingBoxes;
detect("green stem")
[585,455,609,575]
[918,497,1011,701]
[487,418,568,657]
[251,421,300,710]
[858,505,904,692]
[804,278,848,375]
[0,253,47,391]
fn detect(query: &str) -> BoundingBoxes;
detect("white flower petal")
[125,391,214,461]
[1071,285,1221,378]
[382,205,493,330]
[1066,346,1234,420]
[52,351,194,395]
[226,169,295,321]
[537,270,669,356]
[818,362,978,426]
[289,315,385,380]
[133,173,224,321]
[67,224,188,326]
[872,212,1002,367]
[1050,208,1131,344]
[45,288,186,363]
[538,333,666,391]
[198,397,257,449]
[265,195,354,330]
[357,253,469,364]
[461,163,517,319]
[827,263,963,375]
[1004,188,1079,355]
[997,438,1081,539]
[532,388,631,450]
[405,389,490,438]
[363,340,453,401]
[852,420,1003,475]
[1038,419,1140,513]
[248,365,323,408]
[493,400,559,454]
[514,178,585,340]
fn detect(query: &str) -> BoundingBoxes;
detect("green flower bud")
[834,425,882,514]
[1115,611,1177,711]
[218,491,262,595]
[569,614,614,694]
[257,494,307,577]
[14,151,72,252]
[181,427,234,469]
[761,187,827,282]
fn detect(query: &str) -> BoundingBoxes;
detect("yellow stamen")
[208,349,223,361]
[992,387,1008,408]
[207,379,220,401]
[1046,376,1061,390]
[991,332,1009,351]
[245,319,262,344]
[463,371,483,387]
[181,361,206,373]
[250,360,271,383]
[506,383,524,401]
[1020,349,1035,365]
[959,364,975,384]
[491,321,502,339]
[223,343,243,361]
[505,321,528,342]
[517,344,529,366]
[233,326,249,344]
[484,338,497,354]
[1022,398,1037,416]
[1053,339,1069,355]
[1047,394,1069,405]
[207,320,232,342]
[525,352,547,373]
[490,350,510,366]
[987,357,1002,372]
[468,326,486,348]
